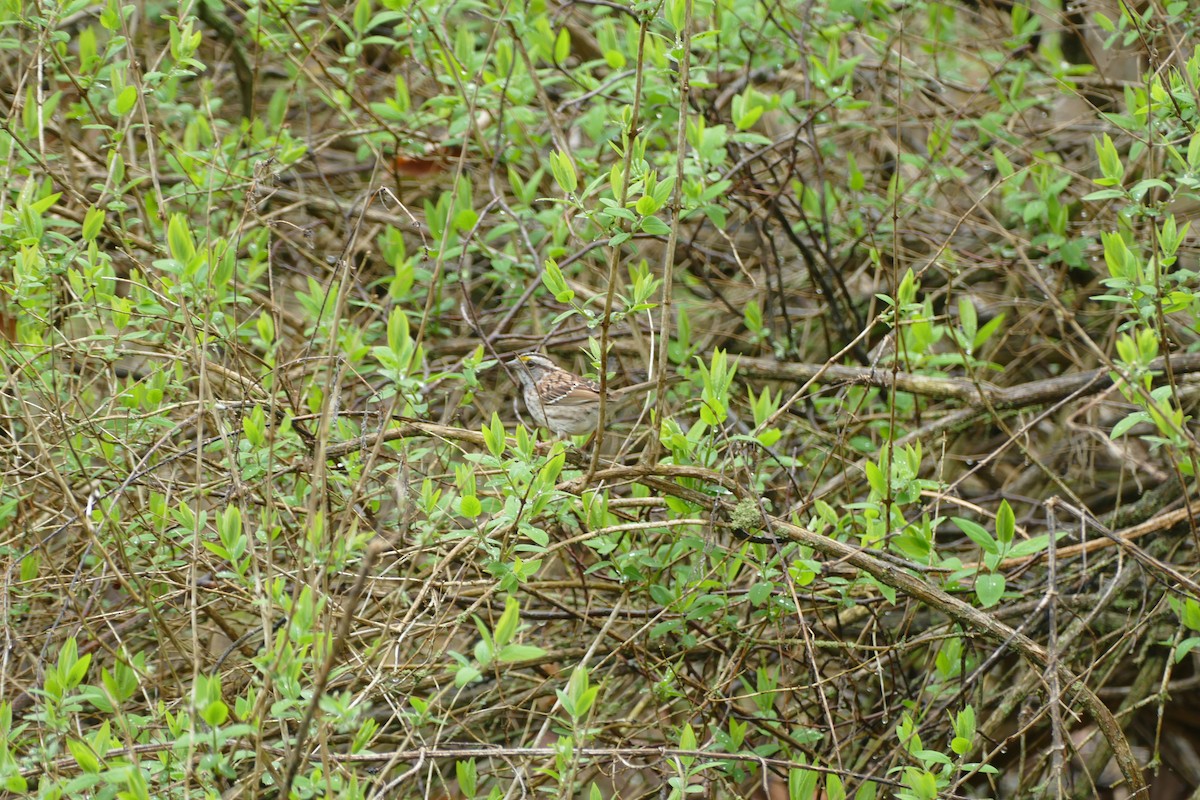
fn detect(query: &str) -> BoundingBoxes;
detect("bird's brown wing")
[541,374,604,406]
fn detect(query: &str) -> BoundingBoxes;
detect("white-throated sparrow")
[506,352,650,438]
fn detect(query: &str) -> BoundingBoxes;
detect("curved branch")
[738,352,1200,408]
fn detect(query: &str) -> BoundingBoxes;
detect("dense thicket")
[2,1,1200,798]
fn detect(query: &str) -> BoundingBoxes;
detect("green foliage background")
[3,0,1200,797]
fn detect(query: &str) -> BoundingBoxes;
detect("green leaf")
[497,643,547,662]
[992,148,1014,179]
[81,205,105,241]
[202,698,229,727]
[666,0,686,31]
[353,0,371,32]
[459,495,481,517]
[788,766,818,800]
[957,298,977,346]
[67,739,101,773]
[1177,598,1200,631]
[865,461,886,498]
[635,194,659,216]
[1093,133,1125,185]
[640,215,671,235]
[1082,188,1126,201]
[115,85,138,116]
[457,760,478,797]
[1129,178,1172,199]
[1110,410,1150,439]
[1008,533,1059,558]
[995,500,1014,546]
[678,722,696,766]
[166,214,196,263]
[554,27,570,63]
[494,595,520,646]
[1174,636,1200,663]
[1188,132,1200,169]
[549,150,578,194]
[455,664,482,686]
[541,258,575,303]
[559,666,599,720]
[484,412,506,458]
[952,517,997,554]
[975,573,1005,607]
